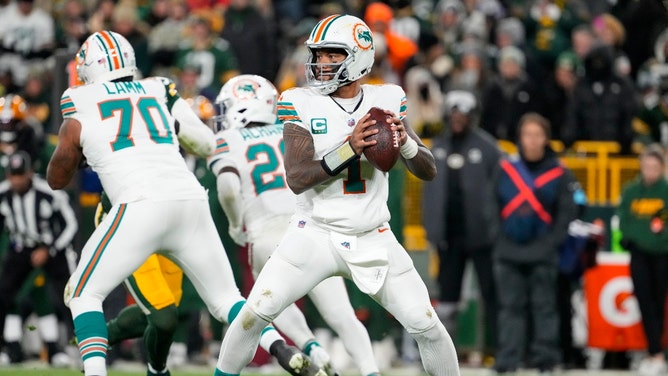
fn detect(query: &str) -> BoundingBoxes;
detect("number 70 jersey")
[207,123,295,235]
[59,77,207,205]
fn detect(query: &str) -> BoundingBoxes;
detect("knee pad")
[401,305,441,335]
[409,321,448,342]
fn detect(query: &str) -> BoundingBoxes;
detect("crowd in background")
[1,0,668,373]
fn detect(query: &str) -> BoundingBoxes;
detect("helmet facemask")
[305,47,354,95]
[213,97,233,132]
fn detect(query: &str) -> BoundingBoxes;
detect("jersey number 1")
[99,97,173,151]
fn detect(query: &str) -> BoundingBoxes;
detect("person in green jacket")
[618,143,668,376]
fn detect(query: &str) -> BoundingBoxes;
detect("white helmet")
[76,31,137,85]
[214,74,278,131]
[305,14,375,95]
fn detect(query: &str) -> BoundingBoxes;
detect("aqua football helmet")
[305,14,375,95]
[214,74,278,131]
[76,31,137,85]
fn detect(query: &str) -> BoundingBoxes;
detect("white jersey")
[60,77,207,205]
[277,83,407,234]
[208,123,295,237]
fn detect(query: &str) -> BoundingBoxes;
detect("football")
[362,107,400,172]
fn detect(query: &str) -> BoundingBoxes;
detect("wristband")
[321,141,359,176]
[400,137,419,159]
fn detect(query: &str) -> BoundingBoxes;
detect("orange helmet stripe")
[311,14,340,43]
[97,31,121,71]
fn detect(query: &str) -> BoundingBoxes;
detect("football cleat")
[270,340,327,376]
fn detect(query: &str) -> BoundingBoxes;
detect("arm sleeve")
[172,97,216,158]
[216,171,243,229]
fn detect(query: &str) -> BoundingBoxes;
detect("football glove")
[229,225,247,246]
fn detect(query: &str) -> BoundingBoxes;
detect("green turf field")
[0,368,645,376]
[0,367,426,376]
[0,368,220,376]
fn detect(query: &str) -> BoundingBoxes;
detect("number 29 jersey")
[277,83,408,234]
[207,123,295,236]
[59,78,207,205]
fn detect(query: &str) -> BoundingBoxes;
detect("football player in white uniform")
[209,74,380,376]
[215,15,460,376]
[47,31,324,376]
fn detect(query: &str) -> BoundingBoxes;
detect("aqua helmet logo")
[353,23,373,51]
[233,79,259,100]
[76,41,89,66]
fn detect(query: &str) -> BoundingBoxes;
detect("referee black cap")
[7,151,31,175]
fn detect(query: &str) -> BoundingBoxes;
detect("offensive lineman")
[209,74,380,376]
[214,15,460,376]
[46,31,323,376]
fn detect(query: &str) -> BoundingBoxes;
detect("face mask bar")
[213,100,231,132]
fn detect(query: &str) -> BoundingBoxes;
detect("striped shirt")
[0,175,78,254]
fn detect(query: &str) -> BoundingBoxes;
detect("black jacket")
[422,127,501,251]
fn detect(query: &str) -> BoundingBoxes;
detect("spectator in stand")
[185,0,228,33]
[275,17,316,92]
[87,0,116,33]
[523,0,582,82]
[591,13,631,77]
[423,90,501,363]
[175,17,239,94]
[633,78,668,150]
[111,4,151,79]
[220,0,279,82]
[364,2,418,81]
[0,0,55,87]
[543,52,580,140]
[617,144,668,376]
[54,0,88,54]
[392,0,423,44]
[493,113,579,374]
[433,0,466,53]
[447,41,491,101]
[142,0,170,28]
[494,17,543,83]
[148,0,190,76]
[562,44,637,153]
[481,45,543,141]
[543,25,594,137]
[566,25,596,75]
[19,73,48,142]
[403,32,446,137]
[609,0,668,79]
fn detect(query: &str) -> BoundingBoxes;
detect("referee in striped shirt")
[0,150,78,363]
